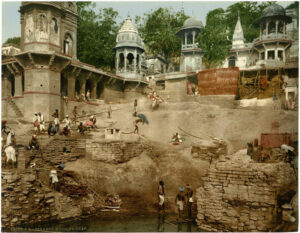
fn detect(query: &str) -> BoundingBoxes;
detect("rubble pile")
[1,170,57,229]
[191,138,227,162]
[196,150,297,232]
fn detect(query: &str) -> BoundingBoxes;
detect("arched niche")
[64,33,73,56]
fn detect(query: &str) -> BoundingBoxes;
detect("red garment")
[260,77,267,89]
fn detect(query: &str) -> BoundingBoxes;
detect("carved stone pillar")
[14,73,23,96]
[67,76,76,99]
[90,80,98,99]
[134,50,137,73]
[2,74,11,98]
[124,49,128,72]
[116,53,119,72]
[79,79,86,95]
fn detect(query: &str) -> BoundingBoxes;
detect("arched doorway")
[229,56,236,67]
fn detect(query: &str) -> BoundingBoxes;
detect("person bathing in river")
[175,187,185,221]
[157,181,165,212]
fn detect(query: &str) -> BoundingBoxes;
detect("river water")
[10,214,199,232]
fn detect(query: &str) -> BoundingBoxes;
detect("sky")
[1,1,294,43]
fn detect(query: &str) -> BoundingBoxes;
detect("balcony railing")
[253,33,292,43]
[182,44,199,49]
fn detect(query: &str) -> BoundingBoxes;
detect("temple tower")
[176,16,203,72]
[114,16,145,79]
[15,2,78,120]
[254,4,292,67]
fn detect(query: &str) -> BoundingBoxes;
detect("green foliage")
[286,1,299,25]
[76,2,119,71]
[136,8,188,67]
[4,37,20,46]
[198,9,231,68]
[198,2,274,68]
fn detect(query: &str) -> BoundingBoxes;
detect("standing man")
[157,181,165,212]
[52,109,60,132]
[107,105,112,119]
[175,187,185,222]
[38,112,45,133]
[185,184,194,220]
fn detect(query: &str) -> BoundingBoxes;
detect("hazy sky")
[1,1,294,43]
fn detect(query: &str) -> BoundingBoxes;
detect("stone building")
[2,44,21,59]
[229,4,298,101]
[114,16,146,79]
[2,2,148,121]
[176,16,203,72]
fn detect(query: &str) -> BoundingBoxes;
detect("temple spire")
[232,13,245,49]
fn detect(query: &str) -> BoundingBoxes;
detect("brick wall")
[86,140,146,164]
[196,154,296,232]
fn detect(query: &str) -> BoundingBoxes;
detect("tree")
[76,2,119,71]
[136,8,188,68]
[198,2,274,68]
[4,37,20,46]
[198,8,231,68]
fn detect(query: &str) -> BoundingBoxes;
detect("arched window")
[278,21,284,34]
[268,21,276,34]
[262,23,266,35]
[127,53,134,71]
[64,34,73,56]
[38,14,47,32]
[52,18,58,33]
[119,53,124,70]
[187,33,193,44]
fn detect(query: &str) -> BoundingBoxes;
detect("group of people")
[158,181,194,221]
[75,90,91,102]
[34,107,99,137]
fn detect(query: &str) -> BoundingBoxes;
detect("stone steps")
[7,99,23,118]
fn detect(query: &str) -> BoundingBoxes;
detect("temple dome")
[182,16,203,30]
[259,4,292,23]
[114,16,144,51]
[262,4,285,18]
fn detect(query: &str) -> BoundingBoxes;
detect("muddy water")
[11,214,199,232]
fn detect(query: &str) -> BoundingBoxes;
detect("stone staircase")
[7,98,23,118]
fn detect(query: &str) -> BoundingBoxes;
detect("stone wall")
[86,139,146,164]
[196,150,297,232]
[1,169,95,230]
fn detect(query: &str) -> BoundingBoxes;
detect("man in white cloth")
[49,170,59,190]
